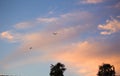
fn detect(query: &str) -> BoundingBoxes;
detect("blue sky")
[0,0,120,76]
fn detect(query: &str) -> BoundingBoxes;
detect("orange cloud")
[0,11,92,68]
[1,11,120,76]
[0,31,23,43]
[98,18,120,35]
[2,40,120,76]
[0,25,90,67]
[0,31,14,41]
[54,41,120,76]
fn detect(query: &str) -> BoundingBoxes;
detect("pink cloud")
[0,31,21,42]
[37,11,93,30]
[80,0,104,4]
[2,40,120,76]
[0,31,14,41]
[107,2,120,9]
[0,11,93,65]
[98,18,120,35]
[53,41,120,76]
[1,11,120,76]
[37,17,58,23]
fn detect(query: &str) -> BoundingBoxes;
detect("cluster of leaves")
[50,62,66,76]
[97,64,115,76]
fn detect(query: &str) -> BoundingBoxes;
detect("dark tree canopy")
[50,62,66,76]
[97,63,115,76]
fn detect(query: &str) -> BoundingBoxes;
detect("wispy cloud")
[1,11,93,43]
[98,18,120,35]
[107,2,120,9]
[117,16,120,18]
[80,0,104,4]
[37,11,93,29]
[13,11,92,30]
[113,2,120,8]
[14,22,35,29]
[37,17,58,23]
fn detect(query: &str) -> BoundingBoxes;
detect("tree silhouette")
[97,63,115,76]
[50,62,66,76]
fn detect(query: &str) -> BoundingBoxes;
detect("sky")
[0,0,120,76]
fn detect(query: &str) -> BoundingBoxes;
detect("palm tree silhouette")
[97,63,115,76]
[50,62,66,76]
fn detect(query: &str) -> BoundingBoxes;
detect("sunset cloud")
[0,11,96,74]
[13,11,93,31]
[0,31,23,42]
[52,40,120,76]
[108,2,120,9]
[113,2,120,8]
[80,0,104,4]
[117,16,120,18]
[0,31,14,41]
[3,40,120,76]
[0,1,120,76]
[98,18,120,35]
[0,24,91,68]
[36,11,93,30]
[37,17,58,23]
[0,11,93,44]
[1,11,119,76]
[14,22,35,29]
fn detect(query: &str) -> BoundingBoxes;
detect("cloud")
[48,11,54,14]
[0,11,93,44]
[2,11,119,76]
[0,31,14,41]
[0,11,95,74]
[0,31,23,42]
[60,11,92,21]
[114,2,120,8]
[2,40,120,76]
[117,16,120,18]
[13,11,93,30]
[14,22,35,29]
[52,40,120,76]
[37,17,58,23]
[9,11,93,32]
[80,0,104,4]
[36,11,93,30]
[111,2,120,9]
[0,24,91,68]
[108,2,120,9]
[98,18,120,35]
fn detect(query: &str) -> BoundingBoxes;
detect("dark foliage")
[97,63,115,76]
[50,62,66,76]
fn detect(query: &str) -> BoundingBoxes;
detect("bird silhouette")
[53,32,58,35]
[29,47,32,50]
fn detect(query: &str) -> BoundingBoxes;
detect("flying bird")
[53,32,58,35]
[29,47,32,50]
